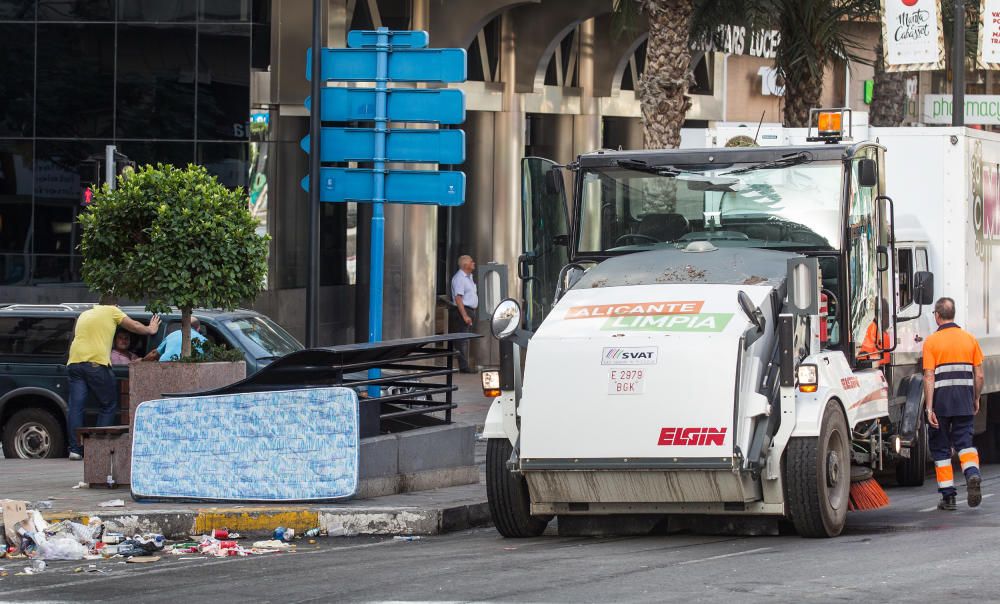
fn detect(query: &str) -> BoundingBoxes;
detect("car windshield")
[576,159,843,254]
[224,316,303,359]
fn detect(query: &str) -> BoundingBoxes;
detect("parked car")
[0,304,304,459]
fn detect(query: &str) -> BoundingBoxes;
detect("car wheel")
[1,408,67,459]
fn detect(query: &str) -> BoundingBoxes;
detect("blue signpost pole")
[303,27,465,399]
[368,28,390,396]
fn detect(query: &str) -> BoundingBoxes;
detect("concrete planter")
[127,361,246,426]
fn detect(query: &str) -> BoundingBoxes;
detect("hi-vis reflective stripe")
[959,447,981,471]
[935,459,954,487]
[935,379,975,388]
[935,363,973,375]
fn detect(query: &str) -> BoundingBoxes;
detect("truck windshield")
[576,159,843,254]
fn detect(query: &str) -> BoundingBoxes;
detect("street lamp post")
[306,0,322,347]
[953,0,965,127]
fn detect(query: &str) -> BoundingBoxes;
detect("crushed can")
[213,528,229,539]
[103,532,124,545]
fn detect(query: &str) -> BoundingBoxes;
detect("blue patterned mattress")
[131,387,359,503]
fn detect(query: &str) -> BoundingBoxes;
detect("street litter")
[72,482,88,489]
[164,535,296,558]
[393,536,421,542]
[126,556,161,563]
[98,499,125,508]
[31,501,53,510]
[272,526,295,541]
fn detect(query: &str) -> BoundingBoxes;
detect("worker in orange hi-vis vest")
[858,300,891,367]
[923,297,985,511]
[859,321,891,366]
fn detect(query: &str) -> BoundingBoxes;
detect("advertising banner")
[980,0,1000,68]
[881,0,945,71]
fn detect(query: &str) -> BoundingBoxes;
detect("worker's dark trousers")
[929,414,980,497]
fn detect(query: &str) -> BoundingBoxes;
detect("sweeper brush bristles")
[849,477,890,511]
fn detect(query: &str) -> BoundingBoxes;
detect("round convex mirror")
[490,298,522,340]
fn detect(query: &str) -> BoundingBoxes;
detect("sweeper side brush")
[848,466,890,511]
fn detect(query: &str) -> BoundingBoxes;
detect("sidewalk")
[0,373,493,539]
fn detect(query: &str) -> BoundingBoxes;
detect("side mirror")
[738,290,765,333]
[913,271,934,306]
[543,169,563,195]
[490,298,522,340]
[858,158,877,188]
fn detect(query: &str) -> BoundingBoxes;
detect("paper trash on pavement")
[97,499,125,508]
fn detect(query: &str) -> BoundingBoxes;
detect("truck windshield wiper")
[615,159,682,176]
[723,152,813,175]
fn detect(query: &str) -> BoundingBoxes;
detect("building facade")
[2,0,882,366]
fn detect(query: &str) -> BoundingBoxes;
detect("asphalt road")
[3,469,998,603]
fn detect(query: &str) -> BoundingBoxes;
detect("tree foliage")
[79,163,269,357]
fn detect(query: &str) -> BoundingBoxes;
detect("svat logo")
[658,427,727,446]
[601,346,658,365]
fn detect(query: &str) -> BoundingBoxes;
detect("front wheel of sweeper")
[486,438,549,538]
[784,400,850,538]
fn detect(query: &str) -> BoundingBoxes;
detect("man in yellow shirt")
[67,295,159,459]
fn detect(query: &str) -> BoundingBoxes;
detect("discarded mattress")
[131,387,359,503]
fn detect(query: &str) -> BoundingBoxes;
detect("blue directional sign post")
[303,28,466,392]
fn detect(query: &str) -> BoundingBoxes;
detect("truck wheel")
[895,417,927,487]
[784,400,850,538]
[486,438,549,538]
[1,408,67,459]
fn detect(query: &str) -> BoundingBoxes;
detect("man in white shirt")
[450,255,478,373]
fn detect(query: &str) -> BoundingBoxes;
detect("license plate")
[608,368,645,395]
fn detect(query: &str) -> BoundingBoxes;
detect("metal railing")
[175,333,480,438]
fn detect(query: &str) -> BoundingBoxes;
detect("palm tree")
[760,0,871,127]
[614,0,740,149]
[870,38,909,127]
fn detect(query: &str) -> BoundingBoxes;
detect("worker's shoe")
[967,474,983,508]
[68,452,83,461]
[938,494,958,511]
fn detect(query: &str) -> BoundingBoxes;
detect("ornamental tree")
[79,163,269,358]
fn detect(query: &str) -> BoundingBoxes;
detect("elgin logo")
[658,427,727,446]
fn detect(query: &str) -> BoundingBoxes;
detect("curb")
[43,501,491,540]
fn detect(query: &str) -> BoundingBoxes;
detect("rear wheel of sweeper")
[895,415,927,487]
[486,438,549,538]
[784,400,850,538]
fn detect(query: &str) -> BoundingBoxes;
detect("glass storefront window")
[36,23,114,138]
[0,24,33,137]
[117,0,195,21]
[197,24,250,140]
[0,0,34,19]
[117,24,197,139]
[38,0,114,21]
[0,140,33,286]
[199,0,250,22]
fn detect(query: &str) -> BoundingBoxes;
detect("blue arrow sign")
[302,168,465,205]
[307,47,467,82]
[305,88,465,124]
[301,128,465,164]
[347,29,428,48]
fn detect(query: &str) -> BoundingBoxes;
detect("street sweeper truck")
[480,109,1000,538]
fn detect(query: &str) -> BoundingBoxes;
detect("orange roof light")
[817,111,842,135]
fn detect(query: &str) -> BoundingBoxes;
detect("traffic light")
[78,158,101,207]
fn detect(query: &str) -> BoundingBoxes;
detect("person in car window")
[143,317,207,362]
[110,330,140,365]
[66,295,160,460]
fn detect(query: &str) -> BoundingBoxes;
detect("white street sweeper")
[480,109,948,538]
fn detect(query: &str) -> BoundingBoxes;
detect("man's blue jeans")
[67,362,118,455]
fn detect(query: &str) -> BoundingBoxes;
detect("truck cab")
[484,112,934,538]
